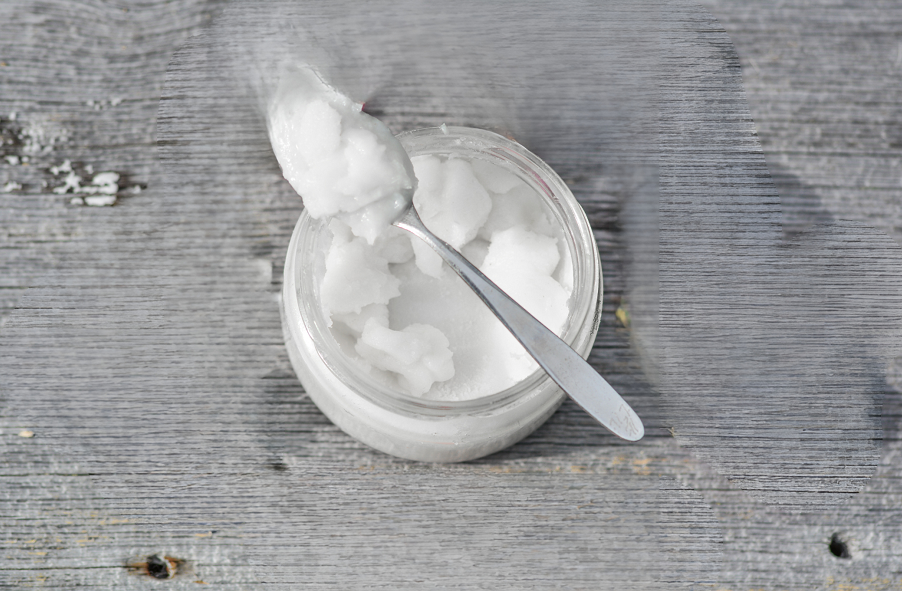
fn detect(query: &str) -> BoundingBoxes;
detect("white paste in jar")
[268,68,572,400]
[321,154,572,400]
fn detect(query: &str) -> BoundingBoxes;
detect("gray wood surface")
[2,0,901,589]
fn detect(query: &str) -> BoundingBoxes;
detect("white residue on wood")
[50,159,120,206]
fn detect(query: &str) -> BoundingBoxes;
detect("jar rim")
[287,126,601,418]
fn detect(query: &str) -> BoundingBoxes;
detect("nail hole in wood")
[127,553,184,579]
[829,533,851,559]
[147,554,175,579]
[270,460,289,472]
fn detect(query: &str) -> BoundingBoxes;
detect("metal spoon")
[394,203,644,442]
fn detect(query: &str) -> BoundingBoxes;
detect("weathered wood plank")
[0,0,224,324]
[2,0,902,589]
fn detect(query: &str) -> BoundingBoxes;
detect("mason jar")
[280,126,603,462]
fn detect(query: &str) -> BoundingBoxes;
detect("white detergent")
[269,69,572,400]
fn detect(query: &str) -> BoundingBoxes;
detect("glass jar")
[280,126,603,462]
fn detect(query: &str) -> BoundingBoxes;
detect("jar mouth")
[288,126,601,417]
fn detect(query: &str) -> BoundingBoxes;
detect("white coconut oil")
[279,124,602,462]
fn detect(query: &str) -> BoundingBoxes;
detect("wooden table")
[2,1,901,588]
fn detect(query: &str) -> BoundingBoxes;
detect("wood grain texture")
[704,0,902,243]
[0,0,223,325]
[2,0,902,589]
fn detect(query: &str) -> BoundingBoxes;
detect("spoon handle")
[395,206,644,442]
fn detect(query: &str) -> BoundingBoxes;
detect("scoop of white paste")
[268,67,416,243]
